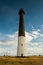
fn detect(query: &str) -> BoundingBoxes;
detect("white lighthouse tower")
[17,8,26,57]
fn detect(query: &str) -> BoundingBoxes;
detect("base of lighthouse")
[17,36,26,56]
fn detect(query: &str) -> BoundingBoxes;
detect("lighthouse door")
[21,53,23,57]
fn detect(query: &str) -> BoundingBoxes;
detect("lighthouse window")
[21,44,23,46]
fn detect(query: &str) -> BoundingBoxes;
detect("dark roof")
[19,8,25,15]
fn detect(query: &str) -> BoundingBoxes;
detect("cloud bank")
[0,30,43,56]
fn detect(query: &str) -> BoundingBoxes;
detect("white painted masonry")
[17,36,26,56]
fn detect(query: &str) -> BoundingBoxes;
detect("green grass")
[0,56,43,65]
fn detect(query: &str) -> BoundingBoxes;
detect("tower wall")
[17,8,26,56]
[17,36,26,56]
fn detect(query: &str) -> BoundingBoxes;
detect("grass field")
[0,56,43,65]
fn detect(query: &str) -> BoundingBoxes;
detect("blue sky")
[0,0,43,34]
[0,0,43,56]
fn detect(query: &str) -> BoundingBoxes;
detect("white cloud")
[31,31,39,39]
[25,32,33,42]
[27,47,43,56]
[0,31,43,56]
[31,29,43,39]
[0,48,16,56]
[32,31,39,35]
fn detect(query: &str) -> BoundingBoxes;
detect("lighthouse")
[17,8,26,57]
